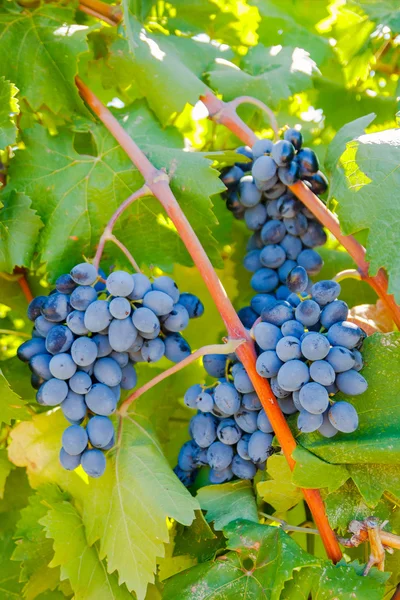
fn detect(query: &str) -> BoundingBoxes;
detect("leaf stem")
[227,96,280,139]
[75,77,342,564]
[17,274,33,303]
[78,0,122,25]
[259,512,320,535]
[0,329,30,338]
[118,338,246,416]
[108,234,142,273]
[333,269,362,283]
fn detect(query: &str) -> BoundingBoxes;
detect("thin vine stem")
[333,269,362,283]
[228,96,280,139]
[75,75,342,563]
[259,512,320,535]
[119,339,246,416]
[78,0,122,24]
[0,329,30,338]
[108,234,142,273]
[17,273,33,303]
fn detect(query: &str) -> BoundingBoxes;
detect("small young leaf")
[197,480,258,530]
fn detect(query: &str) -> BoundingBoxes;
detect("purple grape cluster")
[18,263,204,478]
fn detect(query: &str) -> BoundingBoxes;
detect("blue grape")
[277,260,297,284]
[93,357,122,386]
[59,448,81,471]
[252,155,277,181]
[109,297,131,319]
[70,286,97,311]
[203,354,227,378]
[243,250,262,272]
[231,455,257,480]
[70,263,97,286]
[120,364,137,390]
[276,285,290,300]
[18,337,47,362]
[162,304,190,332]
[325,382,338,395]
[281,320,304,339]
[141,338,165,363]
[237,306,258,329]
[284,213,308,237]
[49,353,77,380]
[327,321,362,349]
[69,371,92,394]
[320,300,349,329]
[209,466,233,484]
[250,264,280,294]
[278,396,297,415]
[251,294,276,315]
[262,301,293,326]
[311,281,341,306]
[277,360,310,392]
[128,273,152,300]
[257,409,274,433]
[92,334,112,358]
[87,415,114,448]
[301,221,327,248]
[237,434,251,460]
[278,162,300,185]
[353,349,364,372]
[295,299,321,326]
[326,346,355,373]
[178,440,198,471]
[297,249,323,276]
[217,419,242,445]
[84,300,112,333]
[233,368,254,393]
[106,271,134,297]
[184,384,202,409]
[34,315,57,338]
[174,466,196,486]
[56,274,77,294]
[292,390,302,411]
[276,336,302,362]
[29,353,52,380]
[128,335,144,354]
[214,382,241,415]
[102,432,115,450]
[318,411,338,438]
[152,275,180,303]
[85,383,117,416]
[297,148,319,174]
[41,293,70,322]
[305,171,328,195]
[37,378,69,406]
[242,392,262,411]
[260,245,286,269]
[27,296,47,321]
[143,290,174,316]
[280,234,302,260]
[239,177,262,207]
[71,337,98,366]
[283,128,302,151]
[61,391,87,423]
[252,139,273,159]
[178,293,204,319]
[46,325,75,355]
[309,360,335,386]
[260,219,286,245]
[272,139,295,166]
[189,413,217,448]
[108,317,138,352]
[286,266,308,293]
[301,333,330,360]
[244,204,267,230]
[81,448,106,478]
[62,424,88,455]
[286,293,302,308]
[276,195,299,218]
[66,310,89,335]
[207,441,233,470]
[256,351,283,378]
[328,401,358,433]
[138,324,160,340]
[110,351,129,368]
[336,370,368,395]
[270,376,292,398]
[299,382,329,414]
[196,391,214,412]
[132,307,160,333]
[297,411,323,433]
[234,409,258,434]
[248,431,273,463]
[264,181,287,200]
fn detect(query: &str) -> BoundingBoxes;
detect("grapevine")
[1,2,400,600]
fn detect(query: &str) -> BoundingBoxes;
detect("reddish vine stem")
[119,339,246,416]
[78,0,122,24]
[14,271,33,303]
[75,75,342,563]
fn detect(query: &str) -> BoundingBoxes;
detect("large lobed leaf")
[0,76,19,149]
[197,480,258,531]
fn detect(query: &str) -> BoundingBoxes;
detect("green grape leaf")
[0,191,43,273]
[173,511,223,563]
[0,6,89,117]
[301,333,400,464]
[0,449,14,499]
[257,454,303,513]
[41,498,133,600]
[9,409,198,600]
[0,532,24,599]
[325,113,376,174]
[163,520,319,600]
[0,76,19,150]
[197,480,258,531]
[118,11,208,124]
[208,44,318,109]
[8,102,224,279]
[329,126,400,301]
[355,0,400,30]
[347,463,400,508]
[0,368,30,424]
[12,485,66,600]
[291,447,349,493]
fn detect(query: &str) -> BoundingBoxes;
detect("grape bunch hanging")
[175,131,368,487]
[18,263,204,478]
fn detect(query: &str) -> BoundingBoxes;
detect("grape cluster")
[18,263,204,478]
[253,279,367,435]
[175,352,274,486]
[221,131,328,326]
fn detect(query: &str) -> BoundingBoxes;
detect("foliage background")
[0,0,399,598]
